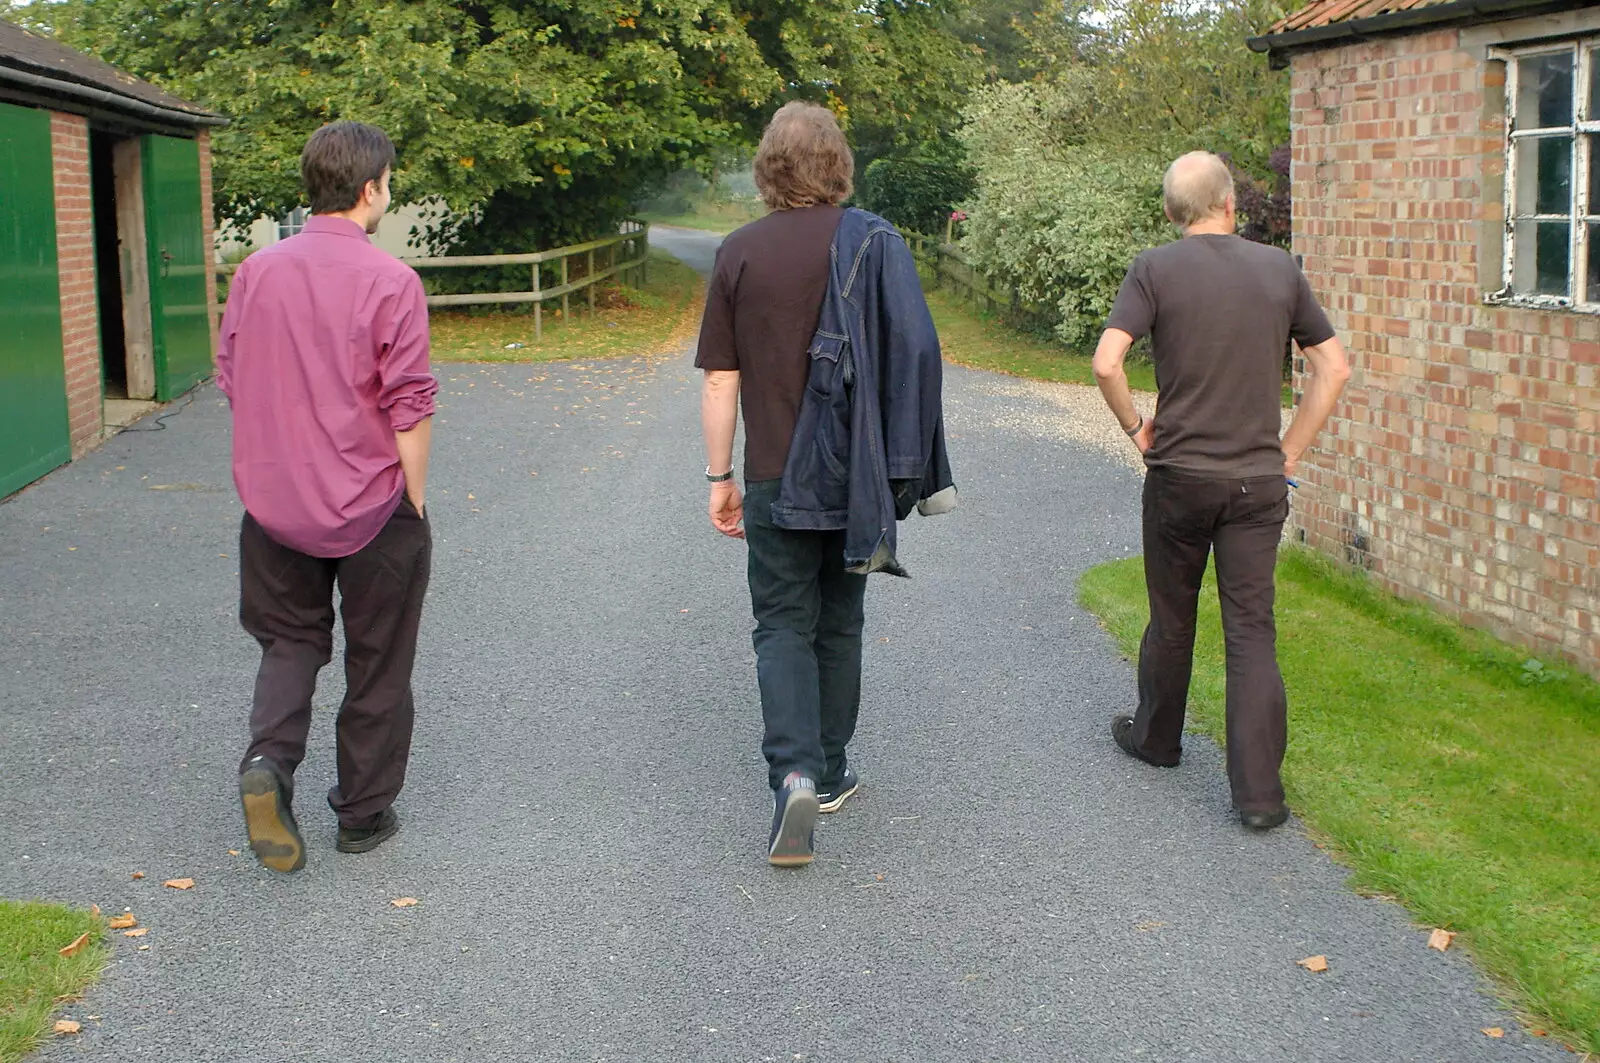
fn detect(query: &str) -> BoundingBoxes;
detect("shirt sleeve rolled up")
[376,270,438,432]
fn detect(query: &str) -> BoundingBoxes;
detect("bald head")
[1163,152,1234,229]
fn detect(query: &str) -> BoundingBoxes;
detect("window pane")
[1517,51,1575,128]
[1588,224,1600,302]
[1513,220,1571,296]
[1590,50,1600,120]
[1515,136,1572,214]
[1589,135,1600,213]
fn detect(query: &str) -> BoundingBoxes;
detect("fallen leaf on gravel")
[107,914,136,930]
[89,904,101,918]
[1482,1027,1504,1038]
[163,878,195,890]
[1428,929,1456,952]
[391,897,419,908]
[123,928,148,938]
[130,872,144,880]
[1531,1028,1548,1037]
[137,945,149,951]
[54,1021,80,1035]
[228,850,241,856]
[1135,921,1168,932]
[1297,955,1329,973]
[59,933,90,957]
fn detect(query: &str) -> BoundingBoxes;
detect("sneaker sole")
[768,791,820,867]
[240,768,305,873]
[817,780,860,814]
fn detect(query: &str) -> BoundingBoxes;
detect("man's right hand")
[1132,417,1155,455]
[710,481,745,539]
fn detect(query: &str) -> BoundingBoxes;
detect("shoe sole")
[240,767,305,873]
[768,791,820,867]
[817,780,860,814]
[1240,811,1290,830]
[337,819,400,854]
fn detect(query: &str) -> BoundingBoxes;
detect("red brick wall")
[49,111,103,456]
[198,129,219,360]
[1290,30,1600,674]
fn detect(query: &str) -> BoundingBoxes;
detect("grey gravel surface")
[0,227,1569,1063]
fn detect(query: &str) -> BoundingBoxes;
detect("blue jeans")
[743,479,868,791]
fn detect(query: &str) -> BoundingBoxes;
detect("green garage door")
[143,134,211,400]
[0,101,71,498]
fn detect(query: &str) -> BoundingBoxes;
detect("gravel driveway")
[0,228,1567,1063]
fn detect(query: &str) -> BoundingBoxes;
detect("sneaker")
[1110,715,1180,768]
[817,765,861,814]
[337,808,401,854]
[768,772,819,867]
[239,756,305,873]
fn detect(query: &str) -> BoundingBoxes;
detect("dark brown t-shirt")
[694,205,844,482]
[1106,233,1336,478]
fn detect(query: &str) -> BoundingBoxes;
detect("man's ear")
[360,178,379,205]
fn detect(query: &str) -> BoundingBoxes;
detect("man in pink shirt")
[217,122,437,872]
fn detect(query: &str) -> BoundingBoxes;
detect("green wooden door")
[0,101,71,498]
[142,134,211,400]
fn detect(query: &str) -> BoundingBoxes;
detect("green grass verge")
[925,287,1159,393]
[641,199,766,234]
[429,249,701,363]
[1078,548,1600,1052]
[0,901,105,1062]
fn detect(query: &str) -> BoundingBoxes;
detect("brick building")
[0,19,223,498]
[1251,0,1600,674]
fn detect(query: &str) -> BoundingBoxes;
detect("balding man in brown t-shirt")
[1092,151,1351,830]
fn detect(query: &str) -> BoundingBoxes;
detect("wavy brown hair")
[753,102,854,211]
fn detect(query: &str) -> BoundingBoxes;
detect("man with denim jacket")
[696,102,951,867]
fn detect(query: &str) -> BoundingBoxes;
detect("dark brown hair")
[300,121,395,215]
[753,101,854,211]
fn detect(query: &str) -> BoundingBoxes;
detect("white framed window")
[277,206,309,241]
[1492,40,1600,307]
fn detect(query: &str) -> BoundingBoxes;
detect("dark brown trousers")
[1130,468,1290,813]
[238,498,431,828]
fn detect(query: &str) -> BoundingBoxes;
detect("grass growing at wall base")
[428,250,702,363]
[0,900,105,1063]
[1078,547,1600,1052]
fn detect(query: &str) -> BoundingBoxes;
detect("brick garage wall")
[49,111,103,455]
[198,129,219,359]
[1289,29,1600,674]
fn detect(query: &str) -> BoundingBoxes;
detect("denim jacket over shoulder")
[771,208,956,576]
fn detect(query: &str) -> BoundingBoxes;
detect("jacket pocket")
[806,333,853,484]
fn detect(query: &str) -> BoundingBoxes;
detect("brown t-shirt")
[1106,233,1336,478]
[694,205,844,482]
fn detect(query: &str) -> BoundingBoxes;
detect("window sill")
[1483,290,1600,314]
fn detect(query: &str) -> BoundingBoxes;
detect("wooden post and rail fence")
[215,219,650,341]
[901,229,1049,330]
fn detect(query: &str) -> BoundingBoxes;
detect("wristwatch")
[705,465,734,483]
[1124,415,1145,437]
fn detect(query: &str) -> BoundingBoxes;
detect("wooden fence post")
[561,255,569,323]
[587,249,596,314]
[533,262,542,340]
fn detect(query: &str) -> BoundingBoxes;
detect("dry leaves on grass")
[1482,1027,1505,1038]
[390,897,419,908]
[58,933,90,957]
[163,878,195,890]
[54,1020,81,1036]
[123,928,148,938]
[1297,955,1330,973]
[107,913,137,930]
[1428,928,1457,952]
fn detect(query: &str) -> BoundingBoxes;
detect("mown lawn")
[0,900,105,1063]
[926,287,1159,392]
[640,199,766,234]
[429,250,701,363]
[1079,548,1600,1053]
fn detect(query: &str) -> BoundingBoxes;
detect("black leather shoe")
[240,756,306,873]
[1240,806,1290,830]
[337,808,400,853]
[1110,715,1180,768]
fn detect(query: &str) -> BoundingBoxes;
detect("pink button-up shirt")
[217,216,437,558]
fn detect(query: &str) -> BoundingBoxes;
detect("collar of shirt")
[302,215,372,242]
